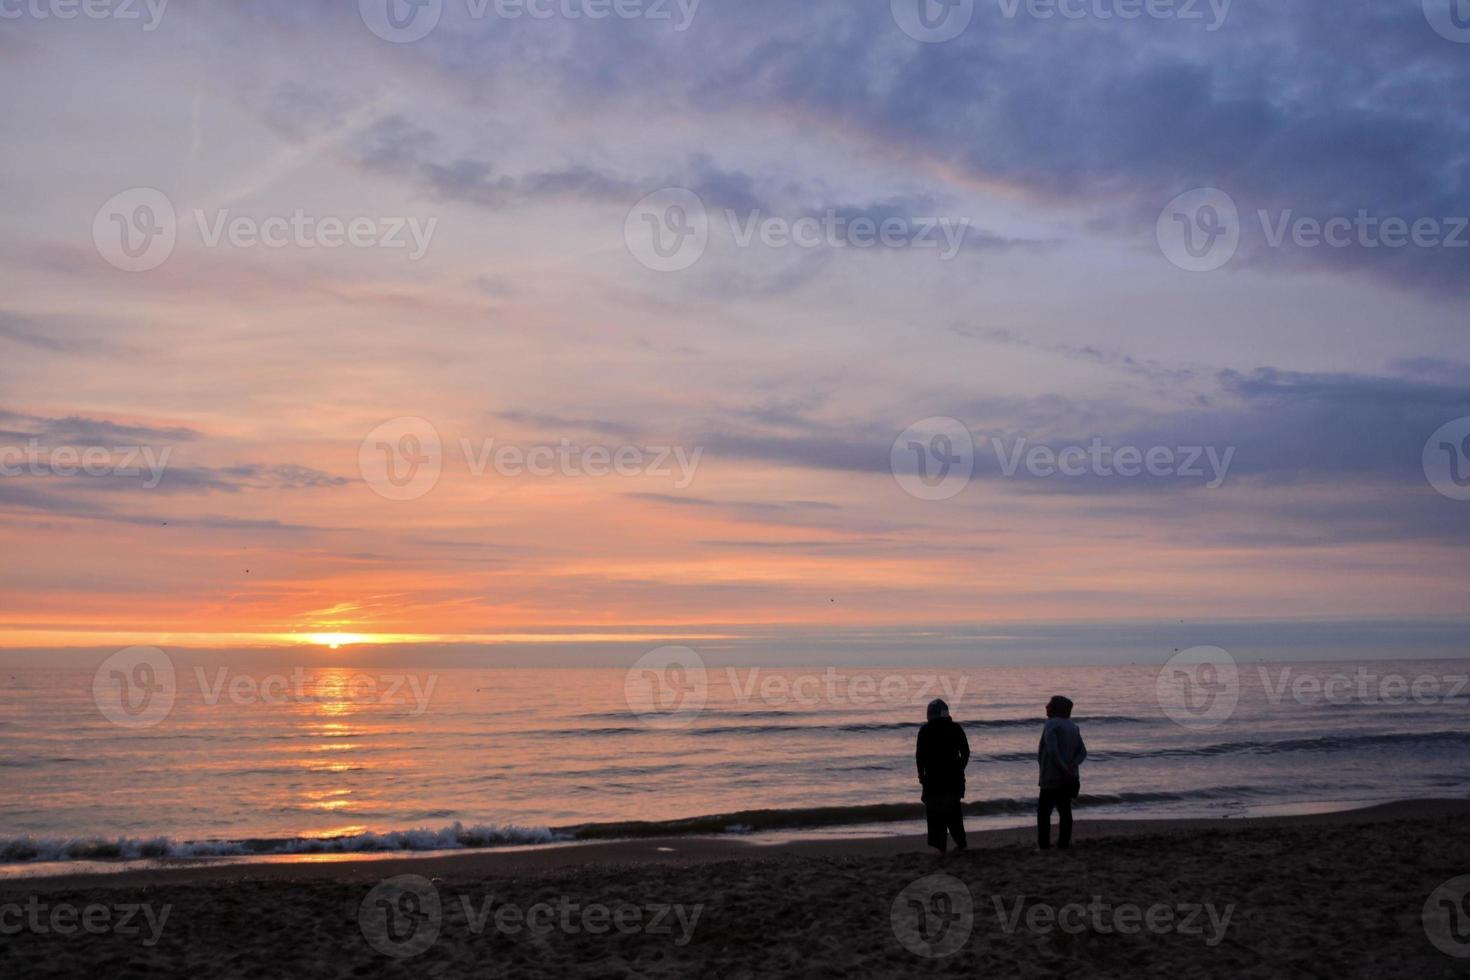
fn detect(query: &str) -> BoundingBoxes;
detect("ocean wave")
[553,786,1262,839]
[546,716,1151,738]
[0,779,1401,863]
[964,729,1470,765]
[1093,730,1470,761]
[0,822,563,864]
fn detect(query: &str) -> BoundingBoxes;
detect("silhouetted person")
[1038,695,1086,850]
[916,698,970,854]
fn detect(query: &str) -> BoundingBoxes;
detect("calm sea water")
[1,659,1467,862]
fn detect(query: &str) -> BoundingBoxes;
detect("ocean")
[2,658,1467,865]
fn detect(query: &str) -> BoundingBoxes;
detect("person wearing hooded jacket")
[915,698,970,853]
[1038,694,1087,850]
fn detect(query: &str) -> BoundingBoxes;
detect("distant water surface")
[1,660,1466,862]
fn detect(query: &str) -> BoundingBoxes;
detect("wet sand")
[2,800,1468,978]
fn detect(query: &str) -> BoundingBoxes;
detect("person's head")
[927,698,950,722]
[1045,695,1074,719]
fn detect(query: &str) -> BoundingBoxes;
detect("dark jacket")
[915,718,970,800]
[1037,717,1087,790]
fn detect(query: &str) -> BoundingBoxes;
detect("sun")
[305,633,370,650]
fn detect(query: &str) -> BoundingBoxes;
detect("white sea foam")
[0,822,564,864]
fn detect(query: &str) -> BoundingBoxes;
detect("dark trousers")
[1037,788,1073,849]
[925,796,967,852]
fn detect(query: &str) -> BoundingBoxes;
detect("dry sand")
[2,800,1468,978]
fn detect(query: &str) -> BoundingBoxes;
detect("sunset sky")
[1,1,1467,663]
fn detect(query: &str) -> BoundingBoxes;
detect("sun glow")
[305,633,371,650]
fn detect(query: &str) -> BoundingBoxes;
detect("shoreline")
[1,789,1446,878]
[9,797,1468,892]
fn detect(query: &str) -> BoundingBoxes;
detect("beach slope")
[2,801,1467,978]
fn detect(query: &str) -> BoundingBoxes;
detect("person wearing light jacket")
[1038,695,1087,850]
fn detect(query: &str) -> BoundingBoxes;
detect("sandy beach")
[3,800,1468,978]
